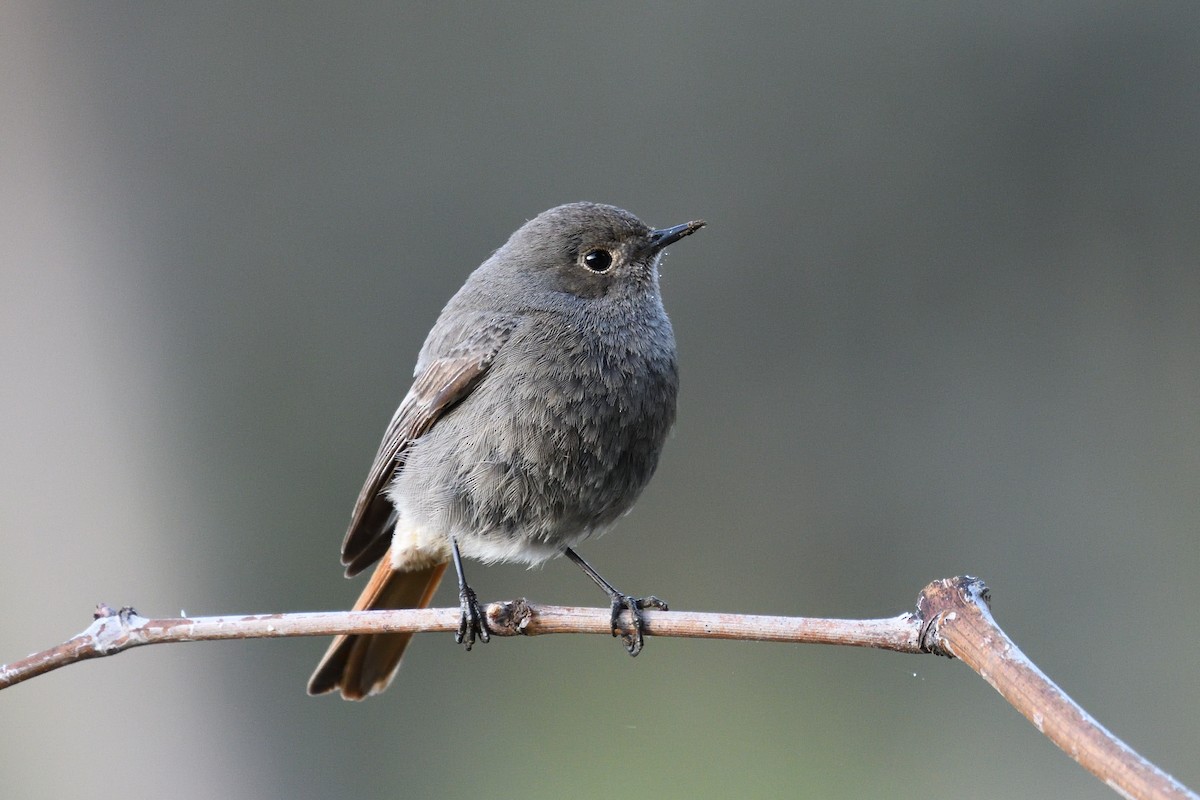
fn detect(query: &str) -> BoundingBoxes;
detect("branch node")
[915,575,990,658]
[485,598,532,637]
[88,602,149,654]
[918,611,955,658]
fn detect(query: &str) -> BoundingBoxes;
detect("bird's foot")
[608,593,668,656]
[456,583,490,651]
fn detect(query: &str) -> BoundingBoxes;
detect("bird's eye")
[581,248,614,273]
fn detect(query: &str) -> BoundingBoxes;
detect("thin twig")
[0,577,1193,800]
[0,601,921,690]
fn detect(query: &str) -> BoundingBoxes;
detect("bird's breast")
[391,308,678,560]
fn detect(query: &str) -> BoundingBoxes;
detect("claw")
[455,583,490,650]
[451,537,489,651]
[609,593,668,656]
[563,547,666,658]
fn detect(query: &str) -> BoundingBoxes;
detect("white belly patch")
[389,522,452,571]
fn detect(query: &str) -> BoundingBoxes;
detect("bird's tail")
[307,550,447,700]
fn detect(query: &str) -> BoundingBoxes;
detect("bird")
[308,202,704,699]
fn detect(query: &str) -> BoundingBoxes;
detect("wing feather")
[339,319,515,576]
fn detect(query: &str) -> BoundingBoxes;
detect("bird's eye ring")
[581,248,614,273]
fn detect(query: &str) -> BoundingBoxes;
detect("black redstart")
[308,202,704,699]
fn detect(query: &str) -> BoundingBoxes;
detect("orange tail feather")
[308,550,447,700]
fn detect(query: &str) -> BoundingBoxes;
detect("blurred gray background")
[2,3,1197,799]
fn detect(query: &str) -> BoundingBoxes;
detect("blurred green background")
[2,3,1197,798]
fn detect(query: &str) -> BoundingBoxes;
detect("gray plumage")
[310,202,704,699]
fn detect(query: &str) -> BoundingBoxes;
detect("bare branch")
[0,600,920,690]
[918,578,1195,800]
[0,578,1193,800]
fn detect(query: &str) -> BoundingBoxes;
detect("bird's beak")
[647,219,706,253]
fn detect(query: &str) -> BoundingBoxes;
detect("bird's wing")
[339,317,517,576]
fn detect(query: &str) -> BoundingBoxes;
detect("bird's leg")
[563,547,667,656]
[451,536,489,650]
